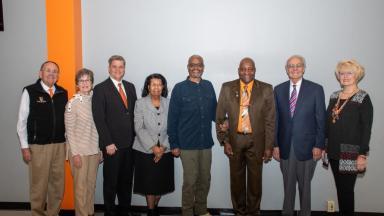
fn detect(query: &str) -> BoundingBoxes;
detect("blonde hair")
[335,59,365,82]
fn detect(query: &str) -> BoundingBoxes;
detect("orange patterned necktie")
[238,85,252,133]
[49,88,54,98]
[118,83,128,108]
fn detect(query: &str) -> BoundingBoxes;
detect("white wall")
[82,0,384,212]
[0,0,47,202]
[0,0,383,213]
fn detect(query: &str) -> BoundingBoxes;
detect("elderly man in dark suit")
[92,55,137,216]
[216,57,275,216]
[273,55,325,216]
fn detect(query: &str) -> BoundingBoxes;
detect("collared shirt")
[110,76,127,95]
[167,78,217,150]
[17,81,56,149]
[237,80,254,133]
[289,78,302,98]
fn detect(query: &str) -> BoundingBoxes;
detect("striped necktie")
[289,85,297,117]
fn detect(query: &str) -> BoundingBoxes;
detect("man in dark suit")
[92,55,137,216]
[216,57,275,216]
[273,55,325,216]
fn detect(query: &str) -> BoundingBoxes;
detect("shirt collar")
[40,80,56,92]
[240,80,254,92]
[110,76,123,86]
[186,77,202,85]
[290,78,302,88]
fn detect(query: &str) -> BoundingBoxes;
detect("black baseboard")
[0,202,382,215]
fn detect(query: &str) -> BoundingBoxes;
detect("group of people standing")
[17,54,373,216]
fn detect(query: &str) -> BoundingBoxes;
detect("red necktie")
[118,83,128,108]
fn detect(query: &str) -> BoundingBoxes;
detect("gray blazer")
[132,95,170,154]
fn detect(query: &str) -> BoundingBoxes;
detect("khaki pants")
[29,143,65,216]
[180,149,212,216]
[69,153,100,216]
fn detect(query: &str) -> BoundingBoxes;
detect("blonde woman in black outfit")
[325,59,373,216]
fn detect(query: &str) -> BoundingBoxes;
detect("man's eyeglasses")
[287,64,304,69]
[188,63,204,68]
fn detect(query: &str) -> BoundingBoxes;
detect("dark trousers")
[229,134,263,216]
[103,147,134,216]
[330,159,357,216]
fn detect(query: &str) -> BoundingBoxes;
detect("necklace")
[331,89,359,123]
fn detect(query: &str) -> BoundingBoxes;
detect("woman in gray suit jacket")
[133,73,174,216]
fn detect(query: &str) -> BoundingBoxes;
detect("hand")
[106,144,117,155]
[72,155,82,168]
[99,152,104,163]
[224,143,233,157]
[21,148,32,163]
[219,120,229,132]
[272,147,280,161]
[356,155,367,172]
[152,145,164,163]
[172,148,181,157]
[321,151,329,168]
[312,147,322,161]
[263,149,272,163]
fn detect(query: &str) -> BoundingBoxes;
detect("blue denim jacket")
[167,79,217,150]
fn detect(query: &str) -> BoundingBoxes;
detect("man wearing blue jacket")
[273,55,326,216]
[168,55,217,216]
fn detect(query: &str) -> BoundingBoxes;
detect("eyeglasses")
[287,64,304,69]
[339,71,354,77]
[42,69,59,74]
[239,68,255,72]
[78,79,91,84]
[188,63,204,68]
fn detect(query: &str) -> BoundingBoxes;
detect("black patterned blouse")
[325,89,373,160]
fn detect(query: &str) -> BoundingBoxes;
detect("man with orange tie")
[92,55,137,216]
[216,57,275,216]
[17,61,68,216]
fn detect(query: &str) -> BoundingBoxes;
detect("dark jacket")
[274,79,326,161]
[26,80,68,144]
[216,79,276,162]
[167,79,217,150]
[92,78,137,150]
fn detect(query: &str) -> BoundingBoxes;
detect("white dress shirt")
[16,81,56,149]
[289,78,302,98]
[110,76,127,95]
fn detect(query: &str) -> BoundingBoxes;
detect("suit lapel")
[249,80,261,125]
[122,80,130,110]
[107,78,128,110]
[144,96,166,130]
[249,79,258,105]
[144,95,164,114]
[230,80,241,127]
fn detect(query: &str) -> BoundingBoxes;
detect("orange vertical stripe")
[46,0,83,210]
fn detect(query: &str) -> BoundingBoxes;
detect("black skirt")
[133,150,175,195]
